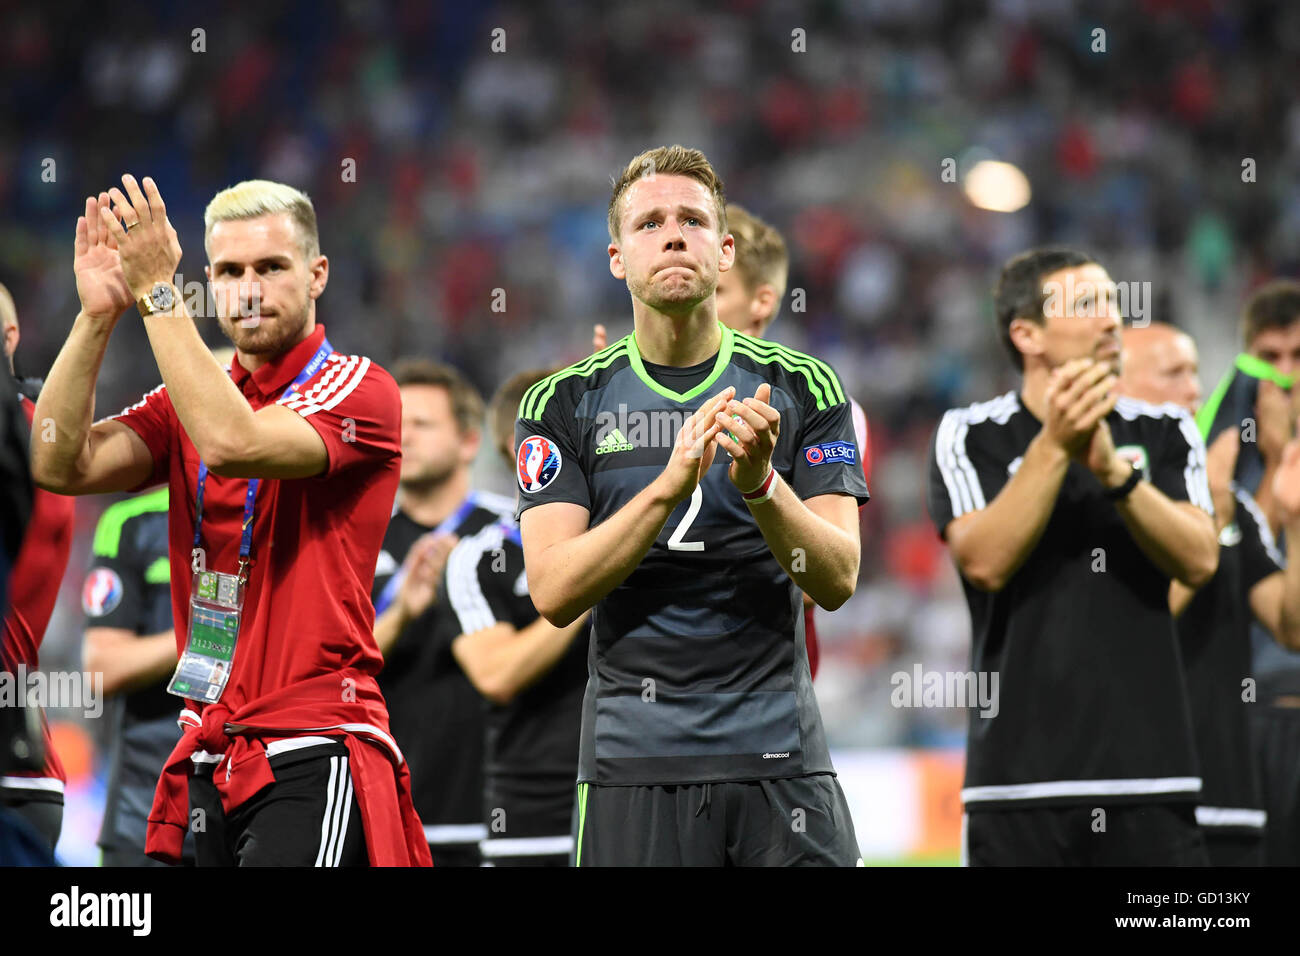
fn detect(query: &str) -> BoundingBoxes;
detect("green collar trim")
[627,322,734,403]
[1235,352,1295,388]
[1195,353,1295,439]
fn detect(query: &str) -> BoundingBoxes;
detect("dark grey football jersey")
[515,324,869,785]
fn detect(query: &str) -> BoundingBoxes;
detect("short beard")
[400,458,459,495]
[219,303,311,357]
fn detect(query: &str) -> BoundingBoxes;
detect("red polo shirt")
[109,324,401,713]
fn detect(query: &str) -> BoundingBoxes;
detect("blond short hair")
[204,180,320,260]
[607,145,727,242]
[726,203,788,302]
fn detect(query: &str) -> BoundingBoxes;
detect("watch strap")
[1104,461,1143,500]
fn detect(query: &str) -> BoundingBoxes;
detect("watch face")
[150,284,175,311]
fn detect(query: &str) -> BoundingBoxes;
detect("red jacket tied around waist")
[146,669,431,866]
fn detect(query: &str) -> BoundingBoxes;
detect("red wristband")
[741,467,777,502]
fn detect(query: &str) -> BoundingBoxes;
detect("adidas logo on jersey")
[595,428,634,455]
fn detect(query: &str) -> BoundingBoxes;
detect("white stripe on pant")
[314,755,352,867]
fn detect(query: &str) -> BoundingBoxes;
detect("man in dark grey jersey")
[516,145,868,866]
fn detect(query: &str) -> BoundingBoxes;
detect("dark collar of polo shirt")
[229,323,329,404]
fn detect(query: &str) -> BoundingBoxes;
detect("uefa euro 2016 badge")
[82,567,125,616]
[518,435,562,492]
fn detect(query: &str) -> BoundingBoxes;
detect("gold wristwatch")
[137,282,179,317]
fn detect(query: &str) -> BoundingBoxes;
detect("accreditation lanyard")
[373,494,480,616]
[191,337,333,578]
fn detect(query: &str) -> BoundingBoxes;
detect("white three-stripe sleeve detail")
[935,410,971,518]
[1178,414,1214,514]
[290,357,371,418]
[447,526,505,635]
[1235,484,1285,568]
[936,407,989,518]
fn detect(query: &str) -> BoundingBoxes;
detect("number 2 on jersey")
[667,485,705,551]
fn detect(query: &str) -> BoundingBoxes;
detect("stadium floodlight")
[963,160,1032,213]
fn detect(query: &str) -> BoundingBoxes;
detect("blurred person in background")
[371,359,515,866]
[1121,322,1300,865]
[0,282,77,854]
[78,348,233,867]
[595,203,872,682]
[0,353,43,865]
[445,368,589,866]
[929,248,1217,866]
[1219,281,1300,866]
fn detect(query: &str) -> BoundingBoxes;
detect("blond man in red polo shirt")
[33,176,429,866]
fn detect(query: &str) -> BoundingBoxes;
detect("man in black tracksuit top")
[371,359,516,866]
[1120,321,1300,865]
[445,368,590,866]
[928,249,1220,866]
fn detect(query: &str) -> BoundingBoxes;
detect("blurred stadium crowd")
[3,0,1300,801]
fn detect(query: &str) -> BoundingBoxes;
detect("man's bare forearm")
[1256,457,1283,537]
[1278,521,1300,649]
[140,310,255,465]
[530,478,681,626]
[946,431,1071,591]
[374,603,412,657]
[31,312,116,487]
[84,629,177,696]
[746,479,859,610]
[1114,485,1218,587]
[455,613,590,704]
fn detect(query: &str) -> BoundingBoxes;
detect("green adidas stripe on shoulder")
[519,337,631,421]
[93,487,170,559]
[735,334,847,404]
[732,335,846,410]
[144,556,171,584]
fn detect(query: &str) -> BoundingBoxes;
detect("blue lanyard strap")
[192,337,334,563]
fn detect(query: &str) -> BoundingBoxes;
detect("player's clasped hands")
[73,174,183,325]
[659,386,734,504]
[1043,358,1118,457]
[398,532,459,620]
[1272,415,1300,525]
[715,382,780,492]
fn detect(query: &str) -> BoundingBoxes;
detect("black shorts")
[0,788,62,853]
[188,741,367,867]
[428,842,482,867]
[574,774,862,867]
[964,802,1208,866]
[1202,829,1264,867]
[101,842,195,868]
[1251,703,1300,865]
